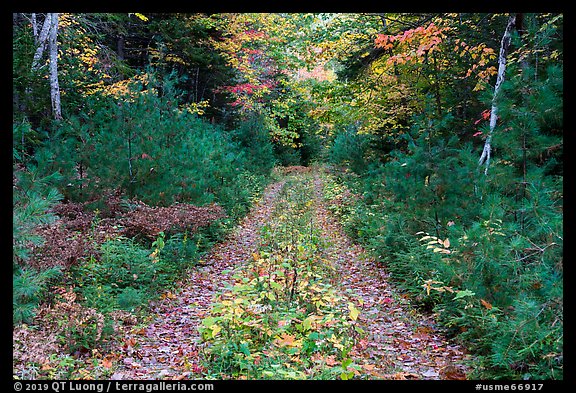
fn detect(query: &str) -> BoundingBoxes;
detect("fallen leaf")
[480,298,493,310]
[274,332,297,347]
[325,355,338,366]
[101,357,114,369]
[421,369,439,378]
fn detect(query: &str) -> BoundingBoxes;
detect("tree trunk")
[31,13,38,39]
[478,14,516,175]
[117,34,125,60]
[48,13,62,120]
[31,13,52,71]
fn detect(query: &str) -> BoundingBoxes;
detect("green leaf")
[239,342,251,356]
[341,358,353,369]
[302,316,313,330]
[202,317,217,327]
[453,289,475,300]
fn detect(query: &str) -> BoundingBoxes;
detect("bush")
[36,71,275,219]
[13,267,61,324]
[72,237,165,312]
[13,145,63,269]
[117,287,147,312]
[162,232,199,266]
[328,125,370,174]
[13,138,65,325]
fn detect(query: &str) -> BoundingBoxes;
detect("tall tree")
[478,14,517,175]
[30,13,52,71]
[28,13,62,120]
[48,13,62,120]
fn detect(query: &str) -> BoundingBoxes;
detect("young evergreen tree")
[13,128,64,324]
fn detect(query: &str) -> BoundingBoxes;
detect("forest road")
[112,168,471,380]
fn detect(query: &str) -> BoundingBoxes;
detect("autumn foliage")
[13,12,562,381]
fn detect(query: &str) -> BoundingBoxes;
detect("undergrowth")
[321,167,562,380]
[199,173,363,379]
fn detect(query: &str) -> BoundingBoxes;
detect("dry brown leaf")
[325,355,338,366]
[480,299,493,310]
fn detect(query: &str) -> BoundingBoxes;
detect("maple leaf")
[274,332,298,347]
[160,291,176,300]
[277,320,289,327]
[210,324,222,338]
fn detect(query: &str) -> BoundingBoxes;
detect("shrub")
[72,237,161,312]
[35,71,275,218]
[13,139,66,325]
[13,267,61,325]
[40,288,105,354]
[328,125,370,174]
[13,145,63,269]
[117,287,147,312]
[162,232,199,266]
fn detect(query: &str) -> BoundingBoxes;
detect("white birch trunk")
[48,13,62,120]
[31,14,52,71]
[478,14,516,175]
[31,13,38,40]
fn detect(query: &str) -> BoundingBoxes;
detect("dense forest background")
[13,13,562,380]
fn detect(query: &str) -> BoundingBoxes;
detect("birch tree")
[478,14,517,175]
[30,13,52,71]
[29,13,62,120]
[48,13,62,120]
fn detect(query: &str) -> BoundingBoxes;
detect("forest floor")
[108,167,472,380]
